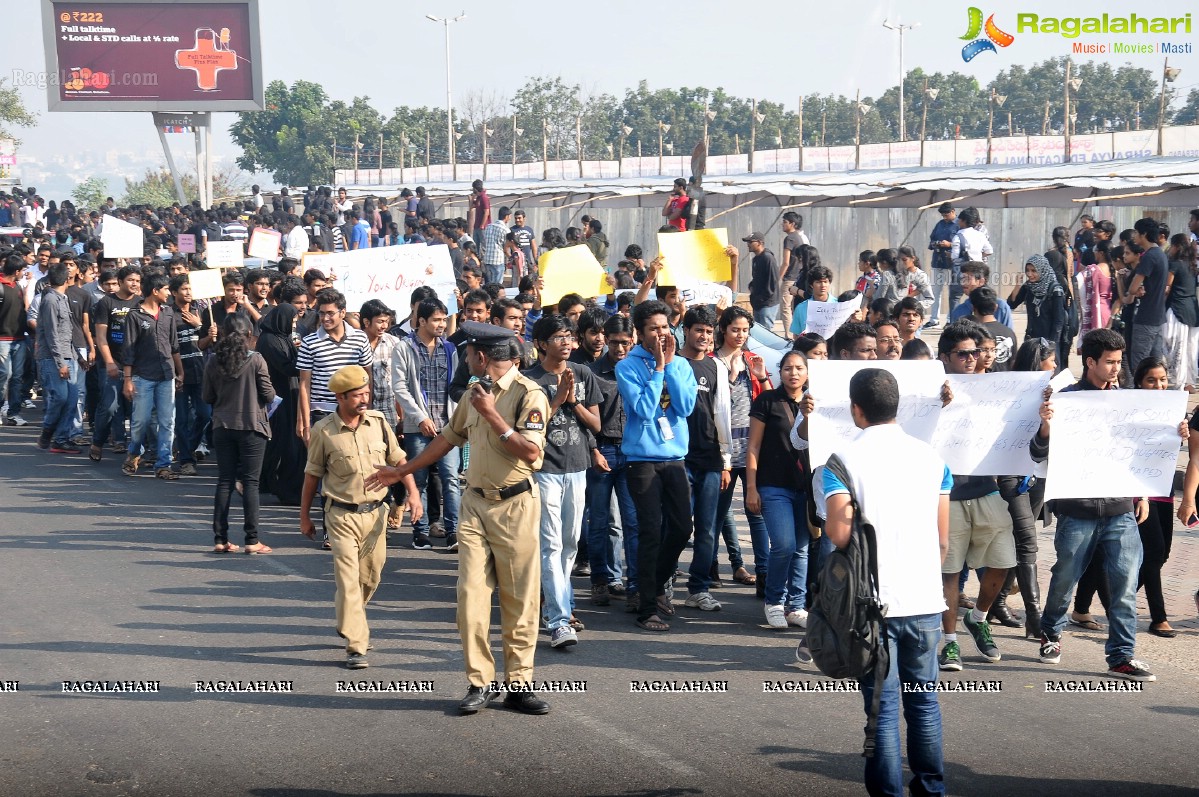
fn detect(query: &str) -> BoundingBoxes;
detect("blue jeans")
[69,357,88,438]
[928,266,961,323]
[686,465,722,594]
[535,470,586,629]
[129,376,176,470]
[402,432,461,536]
[174,382,211,464]
[92,367,128,447]
[587,444,636,588]
[38,358,78,444]
[717,466,769,577]
[752,304,779,331]
[758,485,809,611]
[483,264,504,285]
[859,613,945,797]
[1041,512,1142,667]
[0,338,27,416]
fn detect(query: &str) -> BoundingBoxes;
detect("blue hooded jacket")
[615,344,697,462]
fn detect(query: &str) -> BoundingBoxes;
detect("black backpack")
[805,453,889,758]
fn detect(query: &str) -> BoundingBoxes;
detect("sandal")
[213,543,229,553]
[1070,614,1103,631]
[732,567,757,586]
[386,513,403,530]
[244,543,272,555]
[121,456,140,476]
[636,614,670,632]
[656,596,675,617]
[88,445,102,462]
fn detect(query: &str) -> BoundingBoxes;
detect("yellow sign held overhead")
[656,227,731,286]
[539,246,611,307]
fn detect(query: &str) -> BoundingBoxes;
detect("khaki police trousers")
[327,504,387,655]
[457,487,541,687]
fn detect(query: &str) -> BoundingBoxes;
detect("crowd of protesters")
[3,180,1198,793]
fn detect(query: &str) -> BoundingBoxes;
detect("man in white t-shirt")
[823,368,949,797]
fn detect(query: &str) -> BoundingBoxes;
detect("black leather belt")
[471,480,533,502]
[596,435,622,447]
[327,498,385,514]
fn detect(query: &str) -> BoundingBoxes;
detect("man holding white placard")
[935,321,1015,672]
[1032,329,1187,682]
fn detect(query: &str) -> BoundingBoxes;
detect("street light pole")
[426,11,466,180]
[882,19,920,141]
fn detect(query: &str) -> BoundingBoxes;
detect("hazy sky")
[6,0,1198,185]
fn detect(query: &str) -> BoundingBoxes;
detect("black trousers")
[1137,500,1174,624]
[627,460,693,621]
[213,427,267,546]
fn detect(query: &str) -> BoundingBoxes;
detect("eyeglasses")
[952,349,981,360]
[1035,337,1051,347]
[877,336,901,344]
[980,347,997,355]
[548,335,575,345]
[608,339,634,348]
[317,310,341,318]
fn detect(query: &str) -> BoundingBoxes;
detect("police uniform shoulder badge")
[525,410,544,430]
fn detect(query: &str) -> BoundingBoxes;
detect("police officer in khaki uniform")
[301,365,422,670]
[367,322,551,715]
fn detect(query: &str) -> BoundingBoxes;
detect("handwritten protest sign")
[1043,389,1187,500]
[540,246,610,306]
[657,228,731,285]
[187,268,225,300]
[205,240,243,269]
[317,243,459,315]
[680,281,734,308]
[177,234,196,254]
[99,215,143,259]
[932,372,1051,476]
[246,228,281,261]
[806,360,946,468]
[803,300,859,339]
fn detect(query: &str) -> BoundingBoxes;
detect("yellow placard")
[539,245,610,307]
[656,227,731,285]
[188,268,225,300]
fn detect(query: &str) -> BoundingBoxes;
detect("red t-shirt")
[666,196,688,231]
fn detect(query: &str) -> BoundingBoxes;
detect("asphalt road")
[1,418,1197,797]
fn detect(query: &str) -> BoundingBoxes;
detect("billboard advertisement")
[42,0,263,111]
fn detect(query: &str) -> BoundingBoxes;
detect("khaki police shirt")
[304,409,403,505]
[440,364,549,490]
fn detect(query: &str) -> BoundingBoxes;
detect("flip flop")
[656,596,675,617]
[732,567,757,586]
[1070,617,1103,631]
[88,445,103,462]
[225,543,241,553]
[636,615,670,633]
[212,544,229,553]
[243,544,271,555]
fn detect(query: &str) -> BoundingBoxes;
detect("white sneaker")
[5,415,27,427]
[785,609,809,628]
[765,604,788,629]
[684,592,722,612]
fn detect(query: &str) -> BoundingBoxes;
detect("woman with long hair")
[203,314,276,554]
[746,350,813,629]
[1131,357,1179,638]
[256,301,306,505]
[1077,239,1117,343]
[1046,226,1079,368]
[711,306,772,592]
[1162,233,1199,391]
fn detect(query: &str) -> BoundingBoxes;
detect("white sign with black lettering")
[806,360,946,468]
[932,372,1051,476]
[1043,389,1186,500]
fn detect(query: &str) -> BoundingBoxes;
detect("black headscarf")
[255,303,298,379]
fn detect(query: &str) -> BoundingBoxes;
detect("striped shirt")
[481,220,507,266]
[297,325,373,412]
[369,332,401,427]
[221,221,249,243]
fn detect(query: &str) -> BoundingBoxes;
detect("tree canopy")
[231,60,1185,185]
